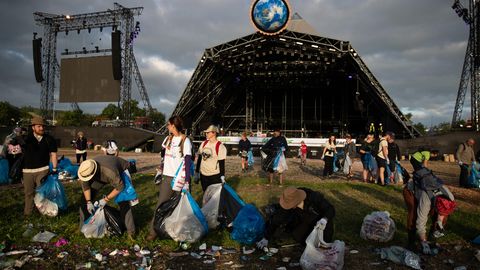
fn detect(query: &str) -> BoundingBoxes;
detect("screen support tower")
[33,3,152,122]
[452,0,480,131]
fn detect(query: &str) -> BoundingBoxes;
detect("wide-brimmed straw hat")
[78,159,98,182]
[203,125,219,133]
[30,116,45,126]
[279,187,306,210]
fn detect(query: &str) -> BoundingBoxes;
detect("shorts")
[376,157,388,168]
[360,154,369,170]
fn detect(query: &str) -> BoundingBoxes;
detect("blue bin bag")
[247,150,255,167]
[366,153,378,178]
[0,158,9,184]
[36,174,68,211]
[49,156,73,172]
[64,165,79,179]
[468,163,480,188]
[231,204,265,245]
[115,172,138,204]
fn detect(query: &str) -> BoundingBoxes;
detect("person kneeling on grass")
[78,156,136,239]
[256,187,335,250]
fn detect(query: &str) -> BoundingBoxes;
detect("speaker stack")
[32,38,43,83]
[111,31,122,80]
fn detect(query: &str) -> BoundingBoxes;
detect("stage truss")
[33,2,152,121]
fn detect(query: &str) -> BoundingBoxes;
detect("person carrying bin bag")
[78,155,136,240]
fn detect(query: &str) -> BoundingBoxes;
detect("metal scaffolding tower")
[452,0,480,131]
[33,3,152,122]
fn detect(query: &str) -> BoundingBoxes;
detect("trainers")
[433,230,445,238]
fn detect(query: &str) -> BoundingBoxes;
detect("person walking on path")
[195,125,227,191]
[147,116,193,241]
[75,131,88,164]
[456,138,476,188]
[22,116,58,216]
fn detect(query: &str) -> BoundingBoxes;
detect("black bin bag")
[153,192,182,237]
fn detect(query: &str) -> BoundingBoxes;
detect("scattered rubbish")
[259,254,272,261]
[180,242,191,250]
[242,246,255,255]
[109,249,119,256]
[33,248,44,257]
[95,253,103,262]
[190,252,202,259]
[231,264,244,268]
[443,259,455,265]
[379,246,421,270]
[54,238,68,247]
[300,227,345,270]
[32,231,56,243]
[282,257,290,263]
[203,259,216,264]
[370,262,382,265]
[454,245,463,251]
[288,262,300,267]
[199,243,207,250]
[475,249,480,262]
[134,244,141,252]
[5,250,28,256]
[268,247,278,254]
[276,267,287,270]
[223,261,234,265]
[168,251,189,257]
[22,224,34,238]
[121,249,130,256]
[281,243,299,248]
[221,248,236,255]
[140,249,151,256]
[453,266,467,270]
[349,249,359,254]
[57,251,68,258]
[240,255,250,261]
[75,262,96,269]
[211,245,222,251]
[14,255,31,268]
[360,211,396,242]
[0,260,15,268]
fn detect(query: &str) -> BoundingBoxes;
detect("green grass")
[1,174,479,253]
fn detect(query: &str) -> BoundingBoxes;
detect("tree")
[0,101,21,126]
[149,109,166,130]
[101,104,122,120]
[413,122,427,135]
[57,109,85,126]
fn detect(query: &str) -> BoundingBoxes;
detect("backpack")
[201,140,222,156]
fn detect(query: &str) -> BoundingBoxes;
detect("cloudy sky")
[0,0,469,126]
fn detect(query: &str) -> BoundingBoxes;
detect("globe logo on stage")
[250,0,290,35]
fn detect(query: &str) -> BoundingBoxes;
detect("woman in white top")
[147,116,192,240]
[322,135,337,177]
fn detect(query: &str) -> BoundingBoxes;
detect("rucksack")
[201,140,222,155]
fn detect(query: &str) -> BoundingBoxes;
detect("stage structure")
[451,0,480,131]
[33,3,152,121]
[165,12,419,138]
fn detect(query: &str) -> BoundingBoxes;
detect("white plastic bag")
[201,183,222,229]
[34,193,58,217]
[277,153,288,173]
[343,156,351,175]
[300,227,345,270]
[81,208,107,238]
[163,192,208,243]
[360,211,396,242]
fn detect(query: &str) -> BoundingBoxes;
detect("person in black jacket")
[262,129,288,185]
[238,132,252,173]
[387,134,401,183]
[256,187,335,249]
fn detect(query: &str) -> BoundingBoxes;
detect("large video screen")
[59,55,120,102]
